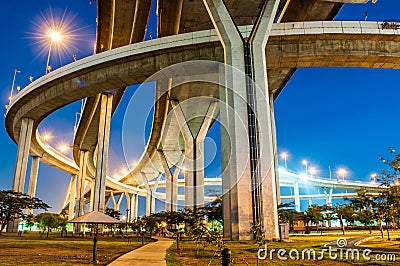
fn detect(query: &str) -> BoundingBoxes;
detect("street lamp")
[302,160,308,174]
[8,69,21,105]
[45,29,62,74]
[309,167,317,176]
[337,168,347,181]
[280,152,288,169]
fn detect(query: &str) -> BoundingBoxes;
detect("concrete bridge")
[5,0,389,240]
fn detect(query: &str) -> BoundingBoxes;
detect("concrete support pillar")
[133,193,139,219]
[111,192,124,211]
[249,0,280,240]
[171,100,217,211]
[294,182,300,212]
[145,194,152,216]
[76,150,88,218]
[141,173,162,215]
[269,93,280,205]
[12,118,34,193]
[93,93,113,213]
[204,0,250,240]
[159,151,184,212]
[325,188,333,206]
[204,0,280,240]
[26,156,40,215]
[27,156,40,198]
[125,192,132,222]
[68,175,77,219]
[89,178,95,212]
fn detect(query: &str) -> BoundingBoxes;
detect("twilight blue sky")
[0,0,399,212]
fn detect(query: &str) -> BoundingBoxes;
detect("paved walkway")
[108,237,174,266]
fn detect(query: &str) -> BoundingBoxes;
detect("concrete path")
[108,237,174,266]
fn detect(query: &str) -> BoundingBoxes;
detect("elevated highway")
[5,0,387,239]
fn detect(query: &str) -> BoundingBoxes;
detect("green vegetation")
[166,233,399,265]
[0,232,142,265]
[0,190,49,233]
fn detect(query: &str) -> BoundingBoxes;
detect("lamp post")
[45,29,62,74]
[302,160,308,174]
[9,69,20,105]
[280,152,288,169]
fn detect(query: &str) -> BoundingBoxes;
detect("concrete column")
[145,194,151,216]
[326,188,333,206]
[27,156,40,198]
[111,192,124,211]
[204,0,251,240]
[171,100,217,211]
[125,192,132,222]
[93,93,113,213]
[269,93,280,205]
[249,0,280,239]
[68,175,77,219]
[76,150,88,217]
[204,0,280,240]
[133,193,139,219]
[89,178,95,212]
[12,118,34,193]
[294,182,300,212]
[140,172,153,216]
[159,151,184,212]
[26,156,40,215]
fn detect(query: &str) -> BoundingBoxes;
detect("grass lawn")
[0,231,145,265]
[167,231,400,266]
[360,234,400,249]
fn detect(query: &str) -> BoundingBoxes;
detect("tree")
[304,204,323,233]
[104,208,121,236]
[35,213,63,237]
[202,196,222,223]
[349,188,376,234]
[278,202,297,229]
[251,222,265,266]
[25,214,36,231]
[375,147,400,240]
[334,203,355,235]
[0,190,49,233]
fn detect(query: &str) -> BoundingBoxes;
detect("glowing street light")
[58,144,69,153]
[42,133,53,141]
[302,160,308,174]
[280,152,288,169]
[120,168,128,175]
[337,168,347,181]
[45,29,62,74]
[309,167,317,176]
